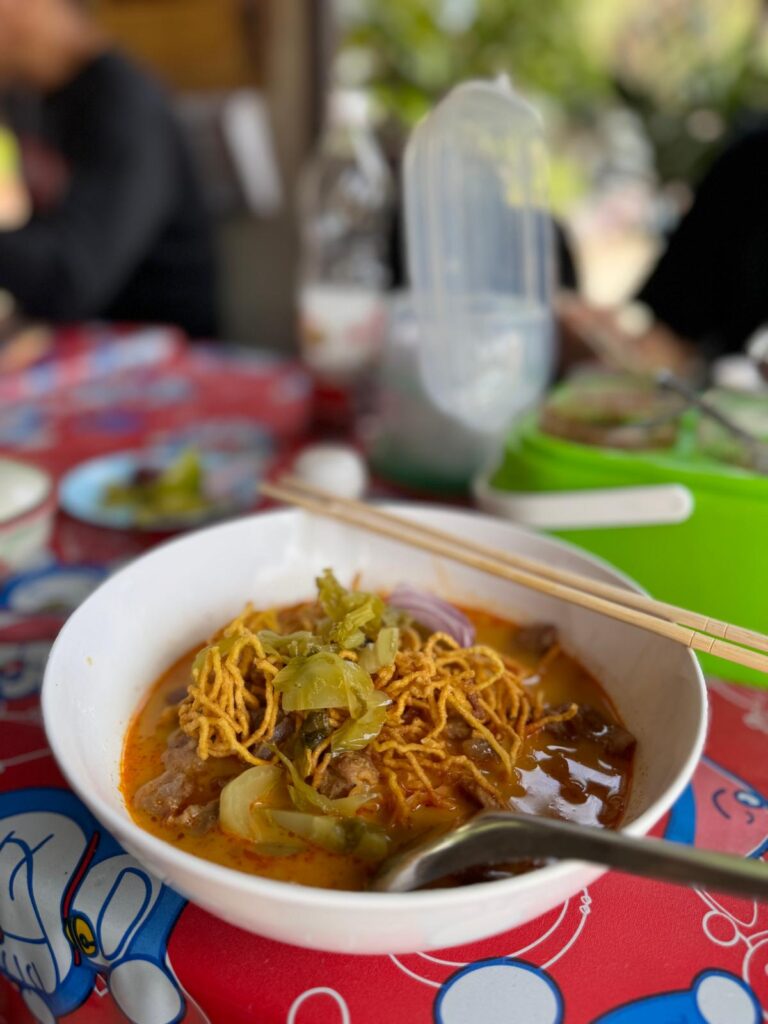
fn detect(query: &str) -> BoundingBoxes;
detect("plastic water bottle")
[404,76,555,440]
[297,90,392,392]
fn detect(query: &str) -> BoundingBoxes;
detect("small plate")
[59,450,263,532]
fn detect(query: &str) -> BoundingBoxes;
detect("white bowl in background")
[42,506,707,954]
[0,456,54,574]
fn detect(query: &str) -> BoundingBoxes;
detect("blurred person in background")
[0,0,216,338]
[562,118,768,377]
[636,120,768,359]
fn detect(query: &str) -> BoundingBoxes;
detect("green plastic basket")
[491,415,768,687]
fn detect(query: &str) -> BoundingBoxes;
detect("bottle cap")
[292,444,369,500]
[329,90,370,129]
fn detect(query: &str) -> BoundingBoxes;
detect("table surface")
[1,329,767,1024]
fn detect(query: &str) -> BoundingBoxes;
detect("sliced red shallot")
[389,584,476,647]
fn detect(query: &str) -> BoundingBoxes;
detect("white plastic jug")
[404,76,555,436]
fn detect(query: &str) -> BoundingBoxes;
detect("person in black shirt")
[0,0,217,338]
[561,121,768,374]
[638,122,768,360]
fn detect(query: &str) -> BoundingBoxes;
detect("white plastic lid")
[404,77,555,433]
[292,444,369,500]
[328,89,371,129]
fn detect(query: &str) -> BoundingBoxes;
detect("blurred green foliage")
[339,0,768,188]
[604,0,768,182]
[341,0,609,125]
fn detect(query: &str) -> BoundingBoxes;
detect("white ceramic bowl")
[42,506,707,954]
[0,456,54,573]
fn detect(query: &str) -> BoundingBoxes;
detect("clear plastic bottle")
[297,90,393,388]
[404,76,555,439]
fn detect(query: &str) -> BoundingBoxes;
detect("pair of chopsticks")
[261,477,768,676]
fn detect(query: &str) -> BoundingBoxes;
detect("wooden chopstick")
[261,478,768,676]
[282,476,768,656]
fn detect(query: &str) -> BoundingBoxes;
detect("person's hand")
[0,306,52,372]
[557,292,700,379]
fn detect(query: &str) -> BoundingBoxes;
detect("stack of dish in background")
[483,371,768,685]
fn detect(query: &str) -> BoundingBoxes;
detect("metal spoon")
[655,369,768,473]
[372,811,768,899]
[747,328,768,384]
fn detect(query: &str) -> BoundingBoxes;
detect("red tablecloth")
[1,329,766,1024]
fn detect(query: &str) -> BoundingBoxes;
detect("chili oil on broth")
[121,604,635,891]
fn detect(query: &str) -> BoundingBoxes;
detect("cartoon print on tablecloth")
[664,754,768,865]
[0,788,204,1024]
[592,969,761,1023]
[286,987,351,1024]
[384,894,584,1024]
[431,961,760,1024]
[0,639,51,702]
[0,609,64,703]
[185,353,313,428]
[0,563,107,616]
[389,889,592,992]
[187,347,312,405]
[70,408,145,437]
[696,756,768,859]
[435,959,563,1024]
[0,405,53,450]
[0,727,50,781]
[70,374,194,411]
[665,756,768,1010]
[422,750,768,1024]
[0,615,58,777]
[151,419,275,458]
[708,679,768,737]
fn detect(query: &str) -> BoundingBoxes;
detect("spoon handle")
[656,370,768,471]
[372,812,768,897]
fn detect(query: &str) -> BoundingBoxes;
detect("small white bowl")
[42,506,707,954]
[0,456,54,574]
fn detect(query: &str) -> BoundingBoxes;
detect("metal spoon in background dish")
[372,810,768,899]
[655,369,768,474]
[558,297,768,473]
[747,327,768,384]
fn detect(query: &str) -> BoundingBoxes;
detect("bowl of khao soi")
[123,571,637,891]
[42,506,707,954]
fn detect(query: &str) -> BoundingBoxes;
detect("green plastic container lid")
[492,412,768,687]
